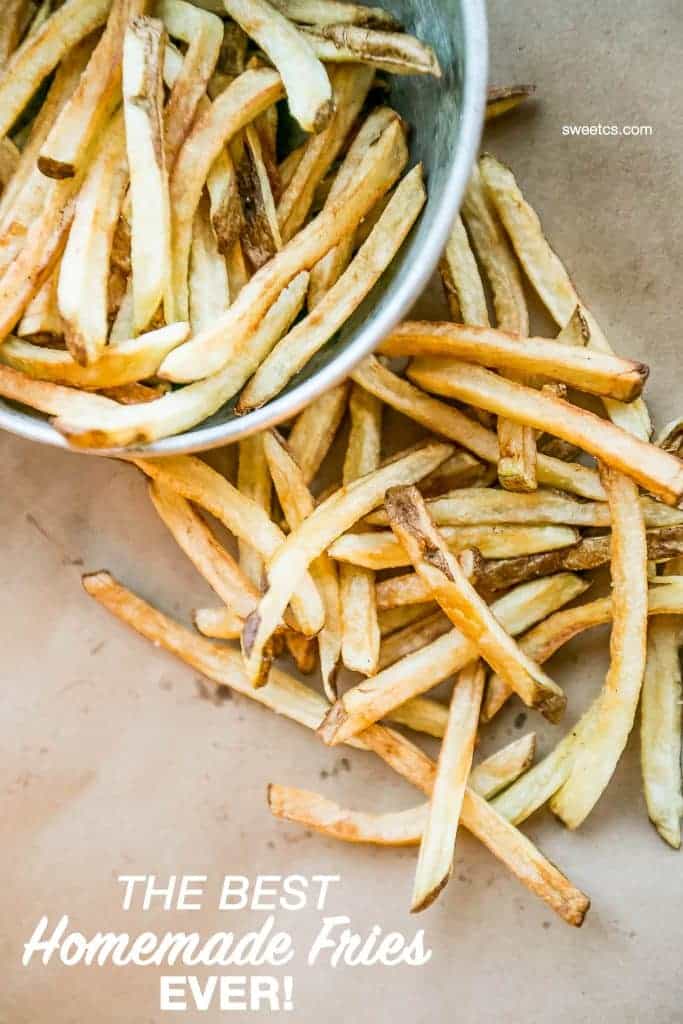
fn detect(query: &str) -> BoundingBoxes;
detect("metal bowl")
[0,0,487,456]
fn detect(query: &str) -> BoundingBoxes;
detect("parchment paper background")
[2,2,682,1021]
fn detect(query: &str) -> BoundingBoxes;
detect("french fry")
[0,362,121,418]
[0,138,19,189]
[385,486,566,719]
[479,153,652,440]
[485,84,536,121]
[418,450,494,496]
[411,661,485,911]
[38,0,144,181]
[2,322,189,388]
[380,322,648,402]
[189,195,231,334]
[0,0,110,143]
[269,0,401,30]
[241,441,453,684]
[238,123,282,268]
[167,67,284,322]
[439,213,489,324]
[217,18,248,75]
[408,358,683,506]
[319,572,588,746]
[123,16,172,333]
[277,64,375,243]
[462,162,535,491]
[350,356,606,501]
[262,429,342,699]
[161,118,409,380]
[306,106,399,305]
[239,163,423,412]
[226,238,250,297]
[52,274,308,447]
[378,603,433,636]
[0,0,33,65]
[287,382,350,484]
[222,0,332,133]
[57,112,128,364]
[98,381,170,403]
[641,556,683,848]
[302,25,441,77]
[269,786,425,846]
[156,0,223,169]
[237,433,272,587]
[378,609,451,670]
[338,385,383,676]
[469,732,537,799]
[194,605,244,640]
[285,632,317,674]
[133,455,324,640]
[17,266,63,338]
[206,148,243,256]
[329,524,580,569]
[384,695,449,740]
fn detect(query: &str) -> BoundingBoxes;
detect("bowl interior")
[0,0,487,456]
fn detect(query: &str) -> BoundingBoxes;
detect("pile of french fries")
[0,0,441,443]
[5,2,683,931]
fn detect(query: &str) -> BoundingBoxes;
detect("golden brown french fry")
[641,556,683,848]
[469,733,537,798]
[269,785,425,846]
[269,0,401,29]
[206,147,243,256]
[439,213,489,324]
[380,321,649,402]
[378,603,434,636]
[285,632,317,674]
[52,274,308,447]
[0,0,33,65]
[418,450,494,496]
[194,605,244,640]
[241,441,453,684]
[302,24,441,77]
[378,609,451,669]
[408,357,683,506]
[338,385,383,676]
[189,194,231,334]
[57,112,128,364]
[17,266,63,338]
[98,381,171,403]
[0,138,19,189]
[223,0,332,133]
[167,67,284,322]
[412,660,484,911]
[134,455,324,640]
[2,321,189,387]
[0,362,121,418]
[38,0,144,181]
[283,381,350,484]
[277,64,375,243]
[350,356,606,501]
[485,84,535,121]
[237,433,272,587]
[237,122,282,268]
[161,118,408,380]
[239,164,423,411]
[479,153,652,441]
[385,486,566,719]
[0,0,110,143]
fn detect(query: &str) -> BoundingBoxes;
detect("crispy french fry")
[238,164,423,412]
[277,64,375,243]
[412,660,485,911]
[469,733,536,799]
[53,273,308,447]
[385,486,565,719]
[269,785,425,846]
[350,357,606,501]
[2,322,189,387]
[134,455,324,641]
[380,322,648,402]
[238,122,282,268]
[479,153,652,441]
[285,631,317,674]
[237,432,272,587]
[161,117,408,380]
[378,603,434,636]
[194,605,244,640]
[0,0,33,65]
[319,572,587,746]
[302,25,441,77]
[418,450,493,496]
[98,381,170,403]
[285,381,349,484]
[641,556,683,848]
[57,112,128,364]
[439,213,489,324]
[0,0,110,143]
[0,138,19,189]
[17,266,63,338]
[263,429,342,699]
[0,362,121,418]
[329,524,580,569]
[223,0,332,133]
[206,147,243,256]
[189,194,231,334]
[378,609,451,669]
[269,0,401,29]
[485,84,536,121]
[408,358,683,506]
[38,0,144,181]
[167,68,284,322]
[241,441,453,684]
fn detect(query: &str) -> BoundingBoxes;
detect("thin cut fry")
[380,322,648,402]
[408,357,683,506]
[17,267,63,338]
[0,362,120,418]
[479,153,652,440]
[485,84,536,121]
[378,610,452,670]
[302,25,441,77]
[439,213,489,324]
[188,194,231,334]
[469,733,536,799]
[223,0,332,133]
[194,605,244,640]
[161,118,409,380]
[236,433,272,587]
[206,148,243,256]
[351,356,606,501]
[319,572,587,745]
[238,163,423,411]
[241,441,453,684]
[378,603,433,636]
[269,0,401,29]
[411,661,485,911]
[238,123,282,268]
[53,274,308,447]
[385,486,565,719]
[287,382,350,484]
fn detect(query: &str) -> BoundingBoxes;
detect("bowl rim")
[0,0,488,458]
